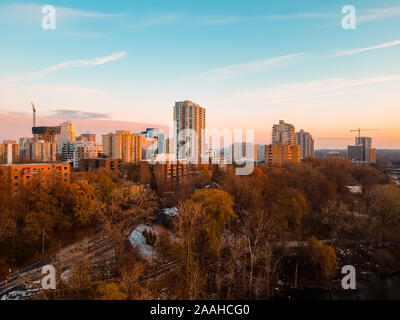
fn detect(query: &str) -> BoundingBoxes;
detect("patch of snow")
[129,225,156,262]
[1,288,39,300]
[161,208,178,216]
[128,224,176,262]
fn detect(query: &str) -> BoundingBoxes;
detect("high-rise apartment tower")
[173,100,206,161]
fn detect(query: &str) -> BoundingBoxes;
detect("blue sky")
[0,0,399,148]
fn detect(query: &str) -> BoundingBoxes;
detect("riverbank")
[275,241,400,299]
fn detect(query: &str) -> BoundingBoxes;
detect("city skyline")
[0,0,399,149]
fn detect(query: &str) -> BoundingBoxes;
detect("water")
[288,275,400,300]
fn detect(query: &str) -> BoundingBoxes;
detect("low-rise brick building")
[0,163,70,190]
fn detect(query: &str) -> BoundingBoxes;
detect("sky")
[0,0,399,149]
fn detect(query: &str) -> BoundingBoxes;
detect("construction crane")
[350,128,380,139]
[31,102,36,127]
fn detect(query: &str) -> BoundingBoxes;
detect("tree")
[69,180,97,226]
[150,171,158,193]
[95,282,127,300]
[172,189,236,299]
[0,208,16,243]
[305,237,337,279]
[23,183,58,244]
[98,185,158,271]
[175,201,206,298]
[187,188,236,255]
[274,189,309,232]
[370,185,400,242]
[96,175,117,203]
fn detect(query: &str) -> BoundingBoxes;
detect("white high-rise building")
[272,120,295,145]
[173,100,206,161]
[295,129,314,159]
[60,121,76,153]
[62,141,103,169]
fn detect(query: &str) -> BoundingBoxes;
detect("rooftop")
[0,163,70,167]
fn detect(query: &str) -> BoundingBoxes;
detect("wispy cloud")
[0,51,127,83]
[197,6,400,26]
[358,6,400,23]
[198,12,332,25]
[0,3,332,28]
[0,2,121,22]
[242,75,400,103]
[191,53,304,81]
[336,39,400,56]
[48,110,112,120]
[127,14,179,28]
[198,15,243,25]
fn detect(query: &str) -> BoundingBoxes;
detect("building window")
[26,176,30,179]
[64,167,68,171]
[14,176,18,180]
[48,167,51,170]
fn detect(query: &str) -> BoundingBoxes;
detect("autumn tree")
[188,188,236,256]
[173,189,235,299]
[305,237,337,279]
[95,282,127,300]
[95,175,117,203]
[98,184,158,271]
[370,185,400,242]
[69,180,97,226]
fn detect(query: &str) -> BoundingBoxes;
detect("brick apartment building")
[0,163,70,190]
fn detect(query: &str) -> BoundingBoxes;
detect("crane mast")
[31,102,36,127]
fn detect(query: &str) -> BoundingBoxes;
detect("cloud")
[197,6,400,26]
[0,3,121,22]
[48,110,112,120]
[0,51,127,83]
[0,3,177,28]
[198,15,243,25]
[262,13,331,21]
[242,75,400,103]
[358,6,400,23]
[191,53,304,81]
[0,3,332,28]
[316,137,353,140]
[336,39,400,56]
[198,12,331,25]
[0,84,110,114]
[127,14,179,28]
[0,110,30,118]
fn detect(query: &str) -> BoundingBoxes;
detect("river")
[286,274,400,300]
